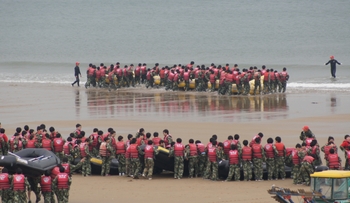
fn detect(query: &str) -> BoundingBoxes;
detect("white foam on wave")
[288,82,350,90]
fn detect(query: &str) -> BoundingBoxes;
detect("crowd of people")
[72,61,290,95]
[0,123,348,202]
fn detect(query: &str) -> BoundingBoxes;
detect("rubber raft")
[0,149,61,176]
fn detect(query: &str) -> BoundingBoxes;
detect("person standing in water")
[325,56,341,78]
[72,62,82,87]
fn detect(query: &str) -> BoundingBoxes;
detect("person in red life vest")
[0,128,9,155]
[232,134,242,153]
[173,138,185,179]
[217,67,226,95]
[165,69,175,90]
[163,129,173,149]
[183,68,191,91]
[142,140,159,180]
[195,140,206,177]
[115,135,126,176]
[48,126,57,141]
[253,69,262,95]
[249,132,264,147]
[274,136,286,180]
[327,148,342,170]
[53,133,65,162]
[62,157,85,178]
[37,134,53,151]
[40,170,54,203]
[307,140,322,166]
[159,140,165,148]
[136,133,145,147]
[291,144,303,185]
[100,137,113,176]
[299,125,315,144]
[85,63,97,88]
[125,134,133,177]
[140,63,147,84]
[262,68,270,94]
[264,138,278,180]
[23,125,30,138]
[208,69,216,92]
[172,69,181,91]
[159,67,166,86]
[52,167,71,203]
[204,141,224,181]
[340,134,350,152]
[0,167,13,203]
[223,135,234,160]
[145,68,155,89]
[122,65,130,87]
[63,137,75,163]
[273,70,281,93]
[268,68,276,93]
[134,63,142,85]
[252,137,265,181]
[145,132,152,144]
[127,138,144,179]
[152,132,162,147]
[73,123,82,138]
[279,67,289,93]
[225,144,241,181]
[304,133,315,147]
[321,137,338,165]
[88,128,100,157]
[9,133,24,153]
[34,126,44,144]
[225,70,234,95]
[185,139,199,178]
[12,168,30,203]
[128,64,135,87]
[77,131,87,143]
[79,139,92,177]
[300,155,315,186]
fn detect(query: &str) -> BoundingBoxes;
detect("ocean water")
[0,0,349,91]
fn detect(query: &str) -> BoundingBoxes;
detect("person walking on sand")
[72,62,82,87]
[325,55,341,78]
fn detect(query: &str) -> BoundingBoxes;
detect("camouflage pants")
[205,161,218,180]
[135,75,140,85]
[263,81,270,93]
[117,154,126,174]
[55,189,69,203]
[42,191,55,203]
[242,82,250,95]
[63,155,73,164]
[13,190,27,203]
[292,164,301,184]
[184,80,190,91]
[174,156,184,178]
[225,81,233,95]
[275,157,285,179]
[1,189,13,203]
[131,158,141,178]
[281,82,287,93]
[254,81,261,95]
[165,79,173,90]
[188,156,198,177]
[269,81,275,93]
[197,154,207,176]
[55,152,64,163]
[253,158,263,180]
[91,148,99,157]
[236,84,242,95]
[101,156,112,176]
[126,158,131,176]
[143,158,154,178]
[128,75,134,87]
[226,164,240,181]
[300,162,314,185]
[242,160,252,181]
[85,76,96,88]
[82,157,91,176]
[210,82,215,92]
[276,81,282,92]
[266,158,275,180]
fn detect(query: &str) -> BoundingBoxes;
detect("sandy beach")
[1,82,350,203]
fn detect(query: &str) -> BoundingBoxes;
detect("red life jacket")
[305,138,314,146]
[141,66,147,75]
[168,72,174,81]
[53,138,64,152]
[303,156,314,164]
[235,75,241,85]
[269,72,275,80]
[129,144,139,158]
[57,173,69,189]
[264,143,274,158]
[95,69,101,79]
[41,139,51,151]
[311,146,318,155]
[274,72,280,81]
[136,138,143,146]
[159,69,165,79]
[229,150,239,165]
[63,142,72,155]
[146,71,151,80]
[99,142,110,157]
[223,140,232,155]
[173,73,179,82]
[163,134,172,147]
[152,137,161,146]
[275,143,284,157]
[261,69,266,74]
[280,71,288,82]
[254,72,260,81]
[100,68,106,76]
[88,67,95,76]
[0,173,10,190]
[347,151,350,161]
[292,149,300,165]
[10,139,23,151]
[40,176,52,192]
[79,143,87,157]
[174,143,184,157]
[263,72,269,81]
[247,72,252,81]
[242,146,252,161]
[49,132,57,140]
[252,144,262,158]
[323,145,333,159]
[62,163,70,174]
[219,72,226,85]
[116,141,126,155]
[189,144,197,156]
[135,66,141,76]
[13,174,25,191]
[183,72,190,81]
[328,154,339,169]
[51,167,60,179]
[208,147,217,162]
[209,74,216,83]
[197,143,205,153]
[225,73,233,82]
[89,133,99,151]
[193,70,199,79]
[144,145,154,159]
[26,139,36,148]
[213,69,219,77]
[123,68,128,77]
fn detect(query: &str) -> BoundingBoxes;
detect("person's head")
[24,125,29,131]
[69,133,75,138]
[16,168,22,174]
[108,128,114,133]
[195,140,201,144]
[37,126,42,132]
[228,135,233,140]
[118,136,123,141]
[258,132,263,138]
[76,140,82,145]
[110,131,116,136]
[329,148,335,154]
[139,128,145,134]
[310,140,317,147]
[234,134,240,140]
[98,131,103,136]
[275,136,281,143]
[146,132,151,139]
[93,128,98,133]
[45,134,50,139]
[231,144,237,150]
[29,135,34,140]
[328,136,334,143]
[189,139,194,144]
[131,138,137,144]
[212,140,217,146]
[267,138,273,144]
[44,170,51,176]
[22,131,27,137]
[127,134,133,140]
[153,132,159,137]
[67,137,72,142]
[76,123,81,130]
[16,127,22,133]
[255,137,261,144]
[176,138,182,143]
[301,142,306,148]
[104,137,109,142]
[211,134,217,141]
[307,133,313,138]
[56,133,61,138]
[163,129,169,135]
[295,143,301,149]
[59,167,65,173]
[330,55,334,60]
[170,142,175,147]
[243,140,248,146]
[80,131,85,137]
[62,157,68,163]
[148,140,153,145]
[0,128,4,134]
[283,67,287,71]
[218,142,224,149]
[159,140,165,145]
[302,126,309,132]
[49,127,55,133]
[345,135,350,141]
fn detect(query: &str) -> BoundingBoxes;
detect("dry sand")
[1,83,350,203]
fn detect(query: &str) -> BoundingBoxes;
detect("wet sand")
[1,82,350,203]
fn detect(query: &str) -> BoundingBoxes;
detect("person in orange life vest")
[252,137,265,181]
[12,168,30,203]
[327,148,342,170]
[52,167,71,203]
[291,144,303,185]
[127,138,144,179]
[48,126,57,141]
[73,123,82,138]
[63,137,75,163]
[40,170,54,203]
[34,126,44,144]
[152,132,162,147]
[223,135,234,160]
[115,135,126,176]
[173,138,185,179]
[232,134,242,153]
[163,129,173,149]
[36,133,53,151]
[88,128,100,156]
[264,138,278,180]
[142,140,159,180]
[79,139,92,177]
[274,136,286,180]
[52,133,65,162]
[125,134,133,177]
[299,125,315,144]
[204,141,223,181]
[0,128,9,155]
[262,68,270,94]
[225,144,241,181]
[9,133,24,153]
[195,140,206,177]
[300,155,315,186]
[307,140,322,166]
[249,132,264,147]
[77,130,87,143]
[0,167,13,203]
[321,137,337,165]
[340,134,350,152]
[100,137,113,176]
[185,139,199,178]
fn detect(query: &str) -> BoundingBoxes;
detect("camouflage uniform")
[42,191,55,203]
[117,154,126,174]
[226,150,241,181]
[28,176,41,203]
[307,147,322,166]
[131,146,144,178]
[204,148,223,181]
[265,145,278,180]
[12,176,31,203]
[174,156,184,179]
[299,161,314,185]
[253,73,261,95]
[274,145,286,179]
[253,145,265,181]
[81,145,92,176]
[185,145,199,177]
[197,153,207,177]
[242,160,252,181]
[242,75,250,95]
[53,175,72,203]
[0,173,13,203]
[101,142,113,176]
[196,72,204,92]
[143,146,158,179]
[0,138,8,155]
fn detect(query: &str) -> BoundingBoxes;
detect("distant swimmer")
[325,56,341,78]
[71,62,82,87]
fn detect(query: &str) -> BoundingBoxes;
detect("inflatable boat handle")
[28,155,45,162]
[8,152,20,158]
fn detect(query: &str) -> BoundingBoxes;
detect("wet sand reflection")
[85,90,289,123]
